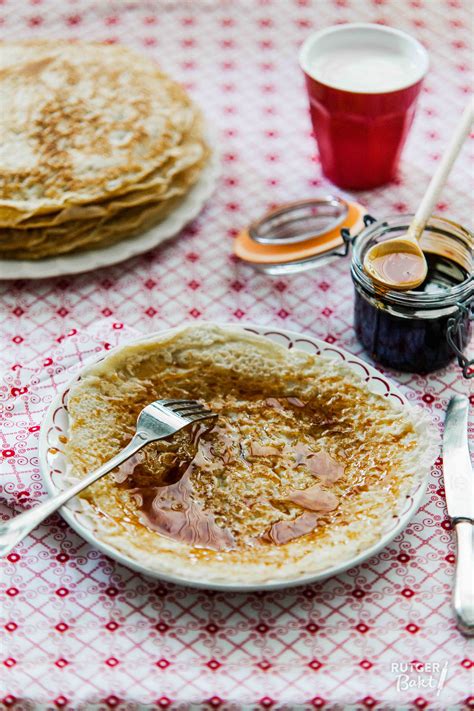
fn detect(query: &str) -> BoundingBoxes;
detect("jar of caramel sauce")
[234,199,472,376]
[351,215,473,375]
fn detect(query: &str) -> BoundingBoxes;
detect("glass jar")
[351,215,473,375]
[235,198,473,376]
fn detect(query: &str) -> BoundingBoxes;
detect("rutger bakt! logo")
[391,661,449,695]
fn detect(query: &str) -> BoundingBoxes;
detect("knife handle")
[453,520,474,636]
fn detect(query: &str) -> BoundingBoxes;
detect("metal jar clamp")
[234,199,473,377]
[234,196,367,275]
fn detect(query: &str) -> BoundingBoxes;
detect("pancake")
[0,41,197,219]
[64,325,436,585]
[0,150,208,259]
[5,107,207,230]
[0,40,210,258]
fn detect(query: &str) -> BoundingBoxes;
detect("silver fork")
[0,399,216,557]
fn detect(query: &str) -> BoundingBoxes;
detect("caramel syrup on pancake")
[112,408,345,551]
[113,424,237,551]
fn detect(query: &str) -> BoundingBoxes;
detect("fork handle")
[0,432,150,558]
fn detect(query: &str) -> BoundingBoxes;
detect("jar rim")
[351,214,473,306]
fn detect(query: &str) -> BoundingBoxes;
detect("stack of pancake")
[0,41,209,260]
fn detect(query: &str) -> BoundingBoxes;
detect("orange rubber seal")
[234,199,366,265]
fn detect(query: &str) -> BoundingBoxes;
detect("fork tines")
[155,399,217,422]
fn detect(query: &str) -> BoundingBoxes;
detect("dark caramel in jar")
[355,253,471,373]
[350,216,473,375]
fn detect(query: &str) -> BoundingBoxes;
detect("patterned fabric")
[0,1,473,708]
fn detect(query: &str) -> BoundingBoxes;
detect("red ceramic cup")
[299,23,429,190]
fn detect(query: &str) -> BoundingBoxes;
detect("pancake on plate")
[0,41,209,259]
[64,325,436,585]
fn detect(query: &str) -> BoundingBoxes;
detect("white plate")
[0,150,219,280]
[39,324,428,591]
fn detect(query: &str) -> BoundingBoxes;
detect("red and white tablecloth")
[0,1,473,708]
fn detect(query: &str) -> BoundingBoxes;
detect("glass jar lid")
[234,196,366,273]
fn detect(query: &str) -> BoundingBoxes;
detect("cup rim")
[299,22,430,95]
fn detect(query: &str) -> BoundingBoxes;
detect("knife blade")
[443,394,474,637]
[443,394,473,521]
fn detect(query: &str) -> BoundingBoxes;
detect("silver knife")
[443,394,474,636]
